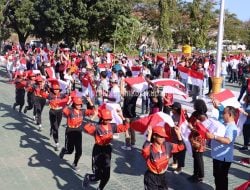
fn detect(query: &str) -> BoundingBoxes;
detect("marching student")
[33,76,49,131]
[13,72,26,112]
[82,109,129,190]
[44,84,69,151]
[23,72,36,114]
[59,96,95,170]
[142,126,183,190]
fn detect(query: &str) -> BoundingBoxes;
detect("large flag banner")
[130,112,175,134]
[177,66,204,86]
[152,78,187,97]
[212,89,241,108]
[124,76,148,92]
[131,65,142,77]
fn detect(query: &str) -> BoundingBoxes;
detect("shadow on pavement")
[0,102,84,190]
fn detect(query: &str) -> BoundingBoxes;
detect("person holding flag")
[187,99,208,183]
[170,102,186,174]
[142,125,183,190]
[206,106,238,190]
[82,109,129,190]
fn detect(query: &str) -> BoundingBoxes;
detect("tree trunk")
[18,34,26,51]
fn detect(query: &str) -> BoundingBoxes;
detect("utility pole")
[212,0,225,94]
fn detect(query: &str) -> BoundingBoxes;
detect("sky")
[185,0,250,21]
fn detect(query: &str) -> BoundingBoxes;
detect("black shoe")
[13,103,17,110]
[82,174,90,189]
[239,146,248,151]
[23,107,27,114]
[59,148,65,159]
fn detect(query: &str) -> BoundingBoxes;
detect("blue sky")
[185,0,250,21]
[225,0,249,21]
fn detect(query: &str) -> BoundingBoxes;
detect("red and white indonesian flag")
[98,103,123,124]
[202,118,226,137]
[124,76,148,92]
[130,112,175,134]
[47,78,69,93]
[131,65,142,77]
[177,66,204,86]
[212,89,241,108]
[81,74,95,99]
[178,66,189,80]
[107,53,114,64]
[45,67,56,78]
[177,110,192,155]
[97,63,111,72]
[152,78,187,97]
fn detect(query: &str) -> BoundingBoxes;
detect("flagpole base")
[212,77,222,94]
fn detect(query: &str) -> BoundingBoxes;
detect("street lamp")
[212,0,225,93]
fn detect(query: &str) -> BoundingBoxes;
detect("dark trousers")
[89,144,112,190]
[238,85,247,102]
[34,96,46,125]
[14,88,25,112]
[173,149,186,168]
[141,96,148,114]
[144,170,168,190]
[192,151,204,178]
[213,159,231,190]
[243,124,250,146]
[62,130,82,166]
[163,106,171,115]
[49,109,63,143]
[207,77,212,94]
[25,92,34,111]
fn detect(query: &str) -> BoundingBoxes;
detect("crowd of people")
[1,43,250,190]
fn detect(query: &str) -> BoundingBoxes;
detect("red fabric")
[156,55,165,62]
[45,67,55,78]
[124,76,145,86]
[213,89,235,103]
[234,181,250,190]
[195,122,209,139]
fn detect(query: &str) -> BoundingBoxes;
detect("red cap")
[35,76,43,82]
[152,126,168,137]
[73,97,83,105]
[52,84,60,90]
[100,109,112,120]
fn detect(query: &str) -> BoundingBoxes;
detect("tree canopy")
[0,0,249,51]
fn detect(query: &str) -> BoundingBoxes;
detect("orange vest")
[146,143,171,174]
[94,124,114,145]
[67,109,83,128]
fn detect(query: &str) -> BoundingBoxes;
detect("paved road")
[0,67,249,190]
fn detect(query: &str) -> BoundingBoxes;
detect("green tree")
[61,1,88,48]
[86,0,132,47]
[3,0,38,49]
[188,0,215,48]
[224,11,243,42]
[32,0,65,44]
[157,0,172,50]
[0,0,11,50]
